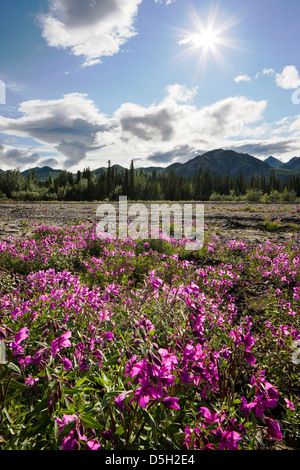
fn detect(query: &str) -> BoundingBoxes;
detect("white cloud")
[0,143,40,168]
[164,84,198,103]
[41,157,59,168]
[6,84,300,169]
[178,34,201,48]
[255,68,275,79]
[289,114,300,133]
[112,85,267,163]
[262,68,275,76]
[38,0,142,66]
[228,136,300,160]
[0,93,117,168]
[275,65,300,90]
[154,0,175,5]
[234,74,252,84]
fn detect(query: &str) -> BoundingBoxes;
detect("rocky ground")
[0,201,299,244]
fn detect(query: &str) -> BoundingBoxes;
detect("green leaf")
[141,407,157,438]
[76,377,89,387]
[2,407,13,424]
[27,397,49,418]
[7,362,21,375]
[23,414,51,437]
[81,413,102,430]
[62,386,84,395]
[115,424,125,436]
[4,378,28,390]
[57,418,77,438]
[103,354,120,367]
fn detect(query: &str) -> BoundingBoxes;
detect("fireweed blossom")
[199,407,225,425]
[264,417,283,440]
[219,430,242,450]
[182,425,215,450]
[55,415,89,450]
[284,398,295,412]
[87,440,101,450]
[51,331,72,357]
[0,224,299,450]
[8,327,29,356]
[61,357,73,370]
[241,370,280,424]
[25,375,39,386]
[162,397,180,409]
[115,391,133,412]
[133,379,164,408]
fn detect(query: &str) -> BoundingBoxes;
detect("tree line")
[0,160,299,202]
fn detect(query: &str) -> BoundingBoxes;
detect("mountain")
[136,165,165,175]
[2,149,300,182]
[163,162,183,174]
[171,149,272,180]
[264,156,283,168]
[93,163,127,177]
[264,155,300,171]
[21,166,63,181]
[280,156,300,171]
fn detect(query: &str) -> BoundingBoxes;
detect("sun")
[198,29,218,50]
[176,5,241,76]
[188,28,220,51]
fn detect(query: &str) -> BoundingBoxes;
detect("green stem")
[126,400,139,449]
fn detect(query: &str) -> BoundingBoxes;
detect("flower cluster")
[0,222,299,450]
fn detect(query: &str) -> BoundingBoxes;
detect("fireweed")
[0,223,299,450]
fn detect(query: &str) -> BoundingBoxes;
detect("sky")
[0,0,300,171]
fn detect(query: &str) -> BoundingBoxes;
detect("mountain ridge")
[1,148,300,181]
[264,155,300,171]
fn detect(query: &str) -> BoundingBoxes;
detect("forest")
[0,160,299,203]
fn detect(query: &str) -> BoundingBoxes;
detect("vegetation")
[0,220,299,450]
[0,161,299,203]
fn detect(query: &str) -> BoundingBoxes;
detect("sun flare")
[176,5,241,76]
[187,28,220,51]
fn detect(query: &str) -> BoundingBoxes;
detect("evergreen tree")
[106,160,112,198]
[129,160,135,200]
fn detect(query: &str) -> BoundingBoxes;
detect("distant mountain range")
[1,149,300,182]
[264,155,300,171]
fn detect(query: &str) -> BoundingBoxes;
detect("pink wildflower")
[61,357,73,370]
[25,375,39,386]
[284,398,295,411]
[134,379,163,408]
[219,430,242,450]
[55,414,87,450]
[264,417,282,440]
[199,407,225,424]
[87,440,101,450]
[162,397,180,409]
[9,327,29,356]
[51,331,72,357]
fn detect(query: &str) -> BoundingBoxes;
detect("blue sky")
[0,0,300,171]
